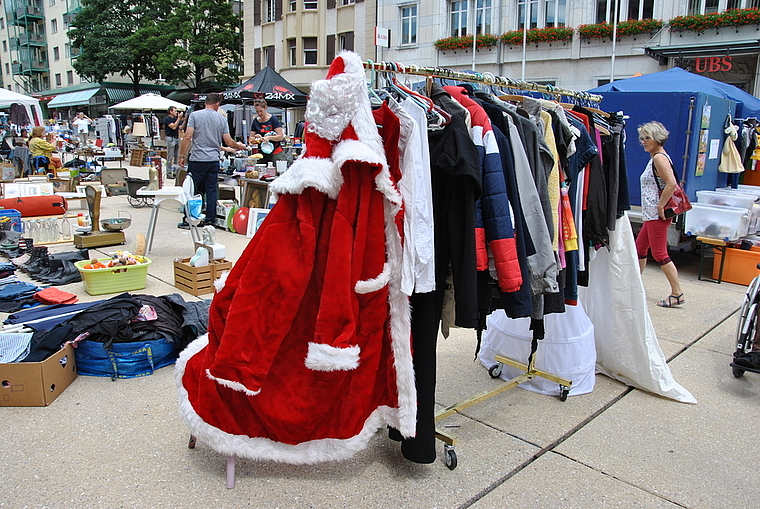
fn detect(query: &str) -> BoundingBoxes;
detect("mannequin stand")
[189,434,236,489]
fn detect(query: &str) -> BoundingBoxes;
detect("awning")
[47,88,100,108]
[645,40,760,65]
[105,87,155,104]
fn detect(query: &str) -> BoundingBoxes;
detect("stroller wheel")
[127,195,144,208]
[732,365,745,378]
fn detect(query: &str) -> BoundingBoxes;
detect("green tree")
[158,0,243,91]
[68,0,173,95]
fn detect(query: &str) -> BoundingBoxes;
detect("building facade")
[374,0,760,96]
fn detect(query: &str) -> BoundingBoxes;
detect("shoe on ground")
[734,351,760,370]
[177,222,190,230]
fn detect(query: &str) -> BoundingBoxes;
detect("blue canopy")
[590,67,760,118]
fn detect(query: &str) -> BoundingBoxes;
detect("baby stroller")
[125,176,153,208]
[731,262,760,377]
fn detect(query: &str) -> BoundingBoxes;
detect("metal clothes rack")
[362,60,603,104]
[363,59,587,470]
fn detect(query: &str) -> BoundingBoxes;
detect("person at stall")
[72,112,92,146]
[164,106,184,173]
[28,126,62,171]
[177,92,246,229]
[249,98,286,166]
[635,121,684,308]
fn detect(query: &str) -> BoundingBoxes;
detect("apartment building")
[0,0,169,117]
[246,0,760,97]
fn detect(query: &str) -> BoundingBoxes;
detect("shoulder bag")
[653,154,692,219]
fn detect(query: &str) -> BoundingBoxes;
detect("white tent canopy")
[109,93,187,112]
[0,88,43,126]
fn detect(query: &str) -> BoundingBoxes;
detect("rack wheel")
[559,386,570,402]
[488,364,503,379]
[188,435,197,449]
[732,366,745,378]
[444,445,458,470]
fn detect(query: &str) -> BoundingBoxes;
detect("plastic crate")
[713,246,760,285]
[0,208,21,232]
[75,257,152,295]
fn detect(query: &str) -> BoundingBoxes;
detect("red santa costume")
[176,51,416,464]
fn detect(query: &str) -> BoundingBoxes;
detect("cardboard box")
[713,246,760,285]
[174,258,232,296]
[0,344,77,406]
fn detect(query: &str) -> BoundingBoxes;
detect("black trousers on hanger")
[389,291,438,463]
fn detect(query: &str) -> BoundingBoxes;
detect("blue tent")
[590,67,760,118]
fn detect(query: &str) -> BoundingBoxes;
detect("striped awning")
[105,88,156,104]
[47,88,100,108]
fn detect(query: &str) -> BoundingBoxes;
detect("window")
[264,45,274,67]
[4,63,8,74]
[53,46,59,60]
[597,0,653,22]
[266,0,276,22]
[288,38,297,66]
[55,73,61,86]
[450,1,468,37]
[303,37,317,65]
[51,18,58,34]
[476,0,492,34]
[519,0,566,29]
[339,31,354,51]
[401,5,417,45]
[0,18,4,30]
[290,0,297,10]
[65,43,71,57]
[304,0,317,9]
[688,0,758,14]
[1,40,5,52]
[66,70,73,84]
[49,0,55,5]
[341,0,355,4]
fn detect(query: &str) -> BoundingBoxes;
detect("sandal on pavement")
[657,293,684,308]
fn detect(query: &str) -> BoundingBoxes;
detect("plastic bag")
[187,195,203,220]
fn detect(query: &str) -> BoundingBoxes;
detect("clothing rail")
[363,60,603,103]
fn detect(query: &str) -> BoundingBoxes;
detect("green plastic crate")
[75,257,152,295]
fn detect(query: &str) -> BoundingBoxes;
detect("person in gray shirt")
[178,93,246,227]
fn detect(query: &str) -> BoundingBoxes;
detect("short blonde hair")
[638,121,669,145]
[31,126,46,138]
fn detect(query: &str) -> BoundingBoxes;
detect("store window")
[688,0,759,14]
[51,18,58,34]
[53,46,59,61]
[303,37,317,65]
[519,0,566,29]
[401,4,417,45]
[304,0,317,9]
[596,0,653,22]
[55,73,61,86]
[450,1,468,37]
[288,38,296,66]
[66,70,73,84]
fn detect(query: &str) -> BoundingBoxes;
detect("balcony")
[11,33,46,48]
[12,59,48,74]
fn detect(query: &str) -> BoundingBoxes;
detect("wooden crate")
[173,258,232,296]
[129,149,145,167]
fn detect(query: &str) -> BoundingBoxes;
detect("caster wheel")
[488,364,503,379]
[559,386,569,402]
[444,445,458,470]
[188,435,197,449]
[732,366,745,378]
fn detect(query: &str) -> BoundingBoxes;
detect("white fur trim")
[304,342,360,371]
[213,270,229,292]
[205,369,261,396]
[354,262,391,294]
[270,156,342,199]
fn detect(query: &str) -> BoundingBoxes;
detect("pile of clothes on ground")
[0,292,209,378]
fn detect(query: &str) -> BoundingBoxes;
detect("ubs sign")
[695,56,733,73]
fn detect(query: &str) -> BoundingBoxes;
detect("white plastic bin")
[714,187,760,234]
[684,202,750,241]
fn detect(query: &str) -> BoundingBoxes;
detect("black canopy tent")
[223,66,308,108]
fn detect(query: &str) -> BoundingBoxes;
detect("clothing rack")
[363,58,595,470]
[362,60,603,104]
